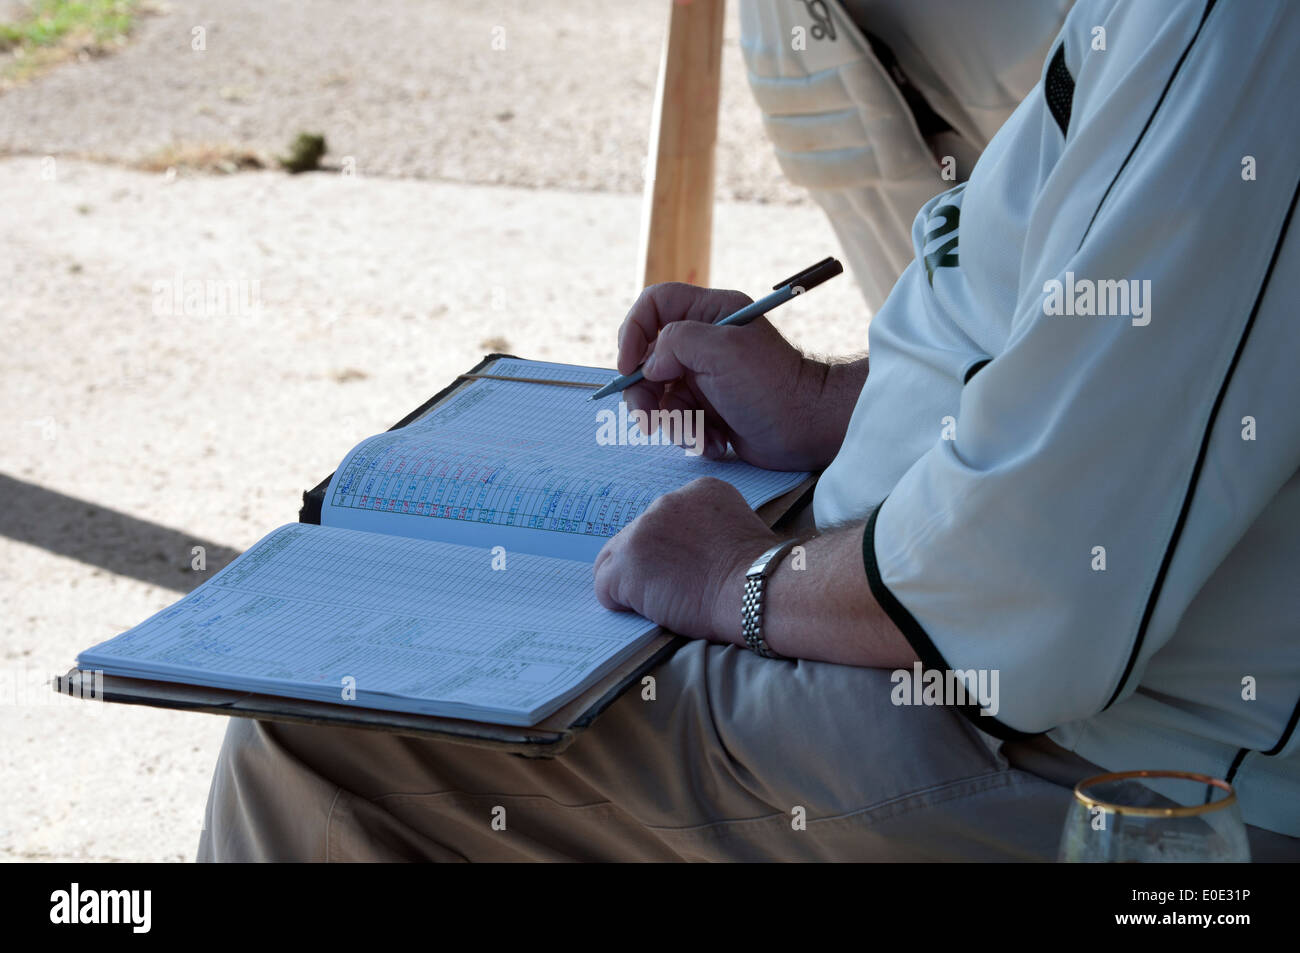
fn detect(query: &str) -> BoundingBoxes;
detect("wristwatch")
[741,539,801,658]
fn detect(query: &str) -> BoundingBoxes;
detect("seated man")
[198,0,1300,860]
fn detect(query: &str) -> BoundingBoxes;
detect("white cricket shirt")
[815,0,1300,836]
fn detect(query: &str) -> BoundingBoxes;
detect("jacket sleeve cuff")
[862,501,1039,743]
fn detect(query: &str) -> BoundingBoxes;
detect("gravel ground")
[0,0,804,203]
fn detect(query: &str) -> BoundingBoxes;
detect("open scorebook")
[76,358,808,727]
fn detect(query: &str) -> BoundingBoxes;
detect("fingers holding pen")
[616,284,753,375]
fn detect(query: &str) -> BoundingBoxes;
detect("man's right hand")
[616,282,857,471]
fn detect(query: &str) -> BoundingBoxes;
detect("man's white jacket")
[743,0,1300,837]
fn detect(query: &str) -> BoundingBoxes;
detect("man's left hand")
[593,477,778,643]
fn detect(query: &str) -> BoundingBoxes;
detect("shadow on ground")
[0,473,240,592]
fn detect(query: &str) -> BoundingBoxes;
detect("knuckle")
[650,488,686,515]
[642,496,668,519]
[647,281,689,301]
[679,477,725,503]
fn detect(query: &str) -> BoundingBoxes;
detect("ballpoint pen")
[587,256,844,401]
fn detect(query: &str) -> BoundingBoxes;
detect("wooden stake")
[638,0,727,290]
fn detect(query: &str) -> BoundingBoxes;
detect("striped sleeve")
[866,0,1300,736]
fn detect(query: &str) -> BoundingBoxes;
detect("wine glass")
[1058,769,1250,862]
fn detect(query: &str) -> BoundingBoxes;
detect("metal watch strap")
[741,539,800,659]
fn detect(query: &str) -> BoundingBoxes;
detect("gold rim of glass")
[1072,770,1237,818]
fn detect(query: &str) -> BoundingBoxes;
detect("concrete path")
[0,0,802,202]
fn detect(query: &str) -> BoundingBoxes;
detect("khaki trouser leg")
[198,640,1078,861]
